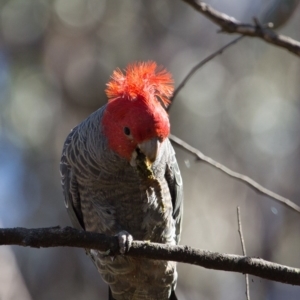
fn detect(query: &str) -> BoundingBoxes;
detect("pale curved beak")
[138,137,160,163]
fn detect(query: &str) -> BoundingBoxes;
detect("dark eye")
[124,127,131,136]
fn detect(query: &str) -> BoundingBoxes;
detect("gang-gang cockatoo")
[60,61,183,300]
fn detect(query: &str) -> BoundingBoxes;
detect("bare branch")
[237,207,250,300]
[237,207,247,256]
[182,0,300,57]
[169,134,300,214]
[168,35,244,109]
[1,226,300,285]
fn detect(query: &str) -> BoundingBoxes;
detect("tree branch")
[1,226,300,286]
[237,207,250,300]
[169,35,244,109]
[182,0,300,57]
[169,134,300,214]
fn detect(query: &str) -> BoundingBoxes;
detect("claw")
[117,230,133,254]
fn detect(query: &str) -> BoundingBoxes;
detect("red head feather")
[102,61,173,161]
[105,61,173,107]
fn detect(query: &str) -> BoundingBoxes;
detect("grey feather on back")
[60,127,85,230]
[165,140,183,244]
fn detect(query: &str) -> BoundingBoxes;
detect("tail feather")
[108,287,178,300]
[170,290,178,300]
[109,287,115,300]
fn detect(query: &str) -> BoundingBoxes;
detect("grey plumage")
[60,105,183,300]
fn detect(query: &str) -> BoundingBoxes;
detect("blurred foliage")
[0,0,300,299]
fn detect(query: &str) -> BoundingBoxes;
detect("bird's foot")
[116,230,133,254]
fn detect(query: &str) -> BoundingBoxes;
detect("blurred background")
[0,0,300,299]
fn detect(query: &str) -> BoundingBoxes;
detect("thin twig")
[169,134,300,214]
[182,0,300,57]
[1,226,300,285]
[168,35,244,109]
[237,207,250,300]
[237,207,247,256]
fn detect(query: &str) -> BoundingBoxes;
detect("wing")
[165,139,183,245]
[60,127,85,230]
